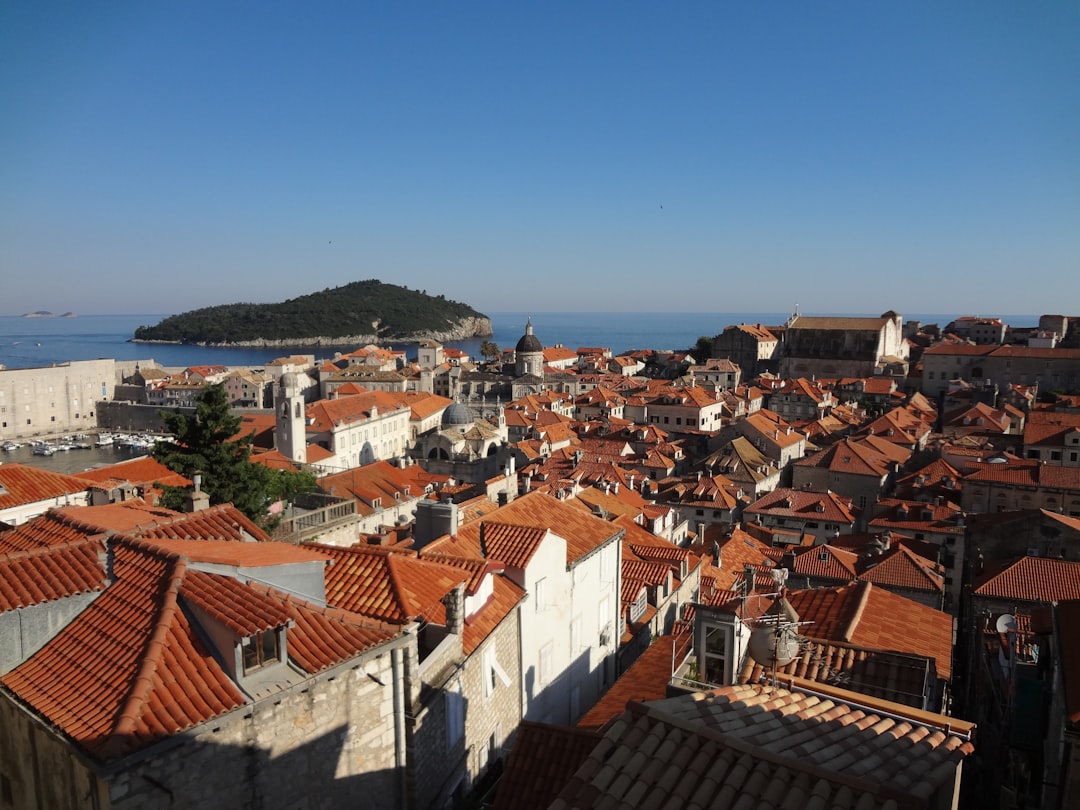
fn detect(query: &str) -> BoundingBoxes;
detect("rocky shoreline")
[130,316,493,348]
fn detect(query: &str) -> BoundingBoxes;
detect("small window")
[539,642,553,685]
[242,630,280,673]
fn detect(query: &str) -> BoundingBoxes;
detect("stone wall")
[0,641,410,810]
[0,358,116,442]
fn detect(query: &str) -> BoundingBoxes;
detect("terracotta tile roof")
[739,639,936,708]
[1023,411,1080,445]
[0,538,108,611]
[0,463,91,510]
[305,390,410,432]
[314,544,466,625]
[182,568,293,635]
[1,533,403,762]
[551,680,973,809]
[1,540,247,761]
[460,572,525,654]
[794,436,908,477]
[973,555,1080,603]
[242,582,400,674]
[577,635,688,731]
[787,544,858,580]
[786,581,953,679]
[493,722,601,810]
[0,502,181,553]
[74,456,191,489]
[744,487,857,525]
[134,536,328,567]
[129,502,274,543]
[964,459,1080,489]
[427,491,622,568]
[857,544,945,593]
[788,314,894,331]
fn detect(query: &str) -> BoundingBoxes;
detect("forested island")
[131,280,492,346]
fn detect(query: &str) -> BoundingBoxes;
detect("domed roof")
[442,401,477,427]
[515,319,543,354]
[280,371,299,389]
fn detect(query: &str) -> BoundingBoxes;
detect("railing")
[271,497,357,544]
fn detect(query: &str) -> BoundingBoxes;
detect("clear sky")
[1,2,1077,317]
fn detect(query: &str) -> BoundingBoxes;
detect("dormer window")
[242,629,282,674]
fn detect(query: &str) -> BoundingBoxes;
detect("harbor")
[0,432,168,475]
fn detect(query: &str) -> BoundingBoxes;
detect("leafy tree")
[693,336,714,361]
[480,340,501,363]
[153,384,315,522]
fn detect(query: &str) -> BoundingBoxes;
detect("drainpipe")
[391,646,407,809]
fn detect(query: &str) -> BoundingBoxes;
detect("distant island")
[21,311,76,318]
[131,279,492,347]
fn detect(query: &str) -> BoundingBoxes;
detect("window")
[539,642,553,685]
[446,681,464,747]
[241,630,280,673]
[629,590,647,623]
[483,645,511,697]
[535,577,547,611]
[701,622,732,684]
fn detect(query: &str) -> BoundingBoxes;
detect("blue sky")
[1,2,1077,316]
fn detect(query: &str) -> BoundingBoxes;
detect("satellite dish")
[995,614,1017,633]
[748,624,800,668]
[747,596,801,668]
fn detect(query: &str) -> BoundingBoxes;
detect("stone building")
[0,358,116,442]
[920,344,1080,399]
[0,505,416,810]
[779,311,908,379]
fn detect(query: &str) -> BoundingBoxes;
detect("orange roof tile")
[786,581,953,679]
[314,544,467,625]
[1,541,247,760]
[576,636,686,731]
[493,722,601,810]
[974,555,1080,603]
[551,680,973,809]
[427,491,622,568]
[0,463,91,510]
[0,538,108,611]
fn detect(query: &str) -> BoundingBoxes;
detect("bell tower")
[275,372,307,464]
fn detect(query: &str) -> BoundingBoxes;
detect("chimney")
[743,564,756,596]
[479,522,488,557]
[443,583,465,636]
[413,499,459,550]
[186,471,210,513]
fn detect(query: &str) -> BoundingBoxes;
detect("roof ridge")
[102,554,188,757]
[842,581,872,642]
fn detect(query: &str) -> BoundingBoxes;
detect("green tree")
[693,336,714,361]
[480,340,501,363]
[153,384,315,522]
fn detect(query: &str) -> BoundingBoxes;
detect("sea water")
[0,311,1042,372]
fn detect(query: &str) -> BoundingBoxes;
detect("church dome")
[442,402,477,427]
[515,319,543,354]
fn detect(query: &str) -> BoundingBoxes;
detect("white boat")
[33,444,55,456]
[95,434,114,447]
[2,441,22,452]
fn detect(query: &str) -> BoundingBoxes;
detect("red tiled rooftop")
[550,680,973,809]
[786,581,953,679]
[0,463,92,510]
[0,538,108,611]
[314,544,467,625]
[974,555,1080,603]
